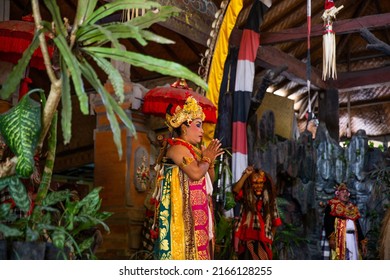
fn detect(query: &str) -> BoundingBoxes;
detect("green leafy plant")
[272,222,308,260]
[213,150,234,211]
[0,203,23,238]
[0,0,207,259]
[3,186,111,260]
[341,140,350,148]
[213,152,235,259]
[1,0,208,216]
[0,0,207,160]
[214,213,234,260]
[272,197,308,260]
[364,166,390,259]
[10,189,71,243]
[0,89,45,212]
[50,187,112,259]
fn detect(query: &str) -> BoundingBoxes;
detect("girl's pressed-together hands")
[201,138,224,163]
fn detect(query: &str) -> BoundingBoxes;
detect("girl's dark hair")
[173,121,190,137]
[166,103,173,115]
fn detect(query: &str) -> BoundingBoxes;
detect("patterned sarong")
[156,165,212,260]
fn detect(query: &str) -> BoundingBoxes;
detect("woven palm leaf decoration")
[0,89,42,178]
[321,0,343,80]
[122,7,146,21]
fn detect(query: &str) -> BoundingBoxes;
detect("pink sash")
[190,178,211,259]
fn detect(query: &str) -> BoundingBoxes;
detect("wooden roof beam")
[360,28,390,55]
[256,45,327,90]
[258,13,390,45]
[336,66,390,91]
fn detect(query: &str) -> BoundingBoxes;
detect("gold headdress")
[166,96,205,130]
[335,183,350,195]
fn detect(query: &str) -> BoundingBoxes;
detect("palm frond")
[85,0,160,25]
[53,34,88,114]
[83,46,208,91]
[0,32,41,99]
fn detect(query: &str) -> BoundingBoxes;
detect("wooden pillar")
[318,88,339,142]
[0,0,10,21]
[92,81,151,259]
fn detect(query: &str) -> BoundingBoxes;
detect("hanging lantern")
[321,0,343,80]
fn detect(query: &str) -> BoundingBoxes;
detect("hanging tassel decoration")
[322,0,343,80]
[121,8,146,21]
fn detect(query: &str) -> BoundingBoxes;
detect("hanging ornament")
[307,0,312,114]
[121,8,146,21]
[321,0,343,80]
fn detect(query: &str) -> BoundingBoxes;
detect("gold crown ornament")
[335,183,348,192]
[166,96,205,130]
[335,183,350,196]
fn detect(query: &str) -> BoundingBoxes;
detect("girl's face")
[182,118,204,145]
[250,171,266,196]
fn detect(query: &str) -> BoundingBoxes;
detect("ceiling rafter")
[257,13,390,45]
[286,84,306,100]
[335,0,371,69]
[336,66,390,90]
[260,0,305,31]
[256,45,326,89]
[339,97,390,110]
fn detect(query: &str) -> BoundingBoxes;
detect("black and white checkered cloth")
[141,210,156,252]
[320,227,330,260]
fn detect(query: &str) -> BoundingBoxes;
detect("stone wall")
[258,123,389,259]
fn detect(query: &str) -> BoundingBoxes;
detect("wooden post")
[0,0,10,21]
[318,88,339,142]
[92,81,152,259]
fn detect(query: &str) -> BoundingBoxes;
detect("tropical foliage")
[0,0,207,159]
[0,0,208,258]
